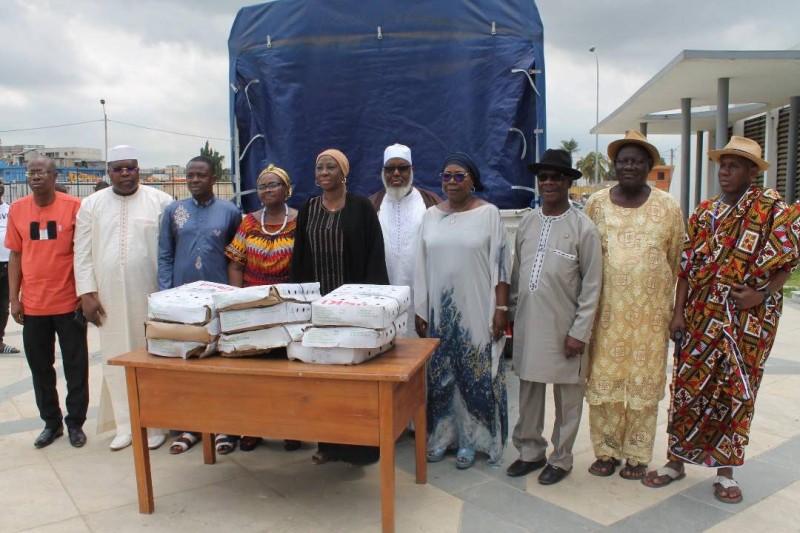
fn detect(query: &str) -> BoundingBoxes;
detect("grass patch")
[784,269,800,297]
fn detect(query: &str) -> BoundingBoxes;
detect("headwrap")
[316,149,350,178]
[441,152,483,191]
[107,145,137,163]
[383,143,412,165]
[258,163,293,198]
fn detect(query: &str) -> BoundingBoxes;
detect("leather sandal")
[239,436,261,451]
[170,432,199,455]
[588,457,620,477]
[215,434,236,455]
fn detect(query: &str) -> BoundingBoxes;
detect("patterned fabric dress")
[414,204,511,463]
[584,186,684,465]
[225,212,296,286]
[667,187,800,467]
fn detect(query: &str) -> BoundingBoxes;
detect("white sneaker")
[110,433,132,451]
[148,434,167,450]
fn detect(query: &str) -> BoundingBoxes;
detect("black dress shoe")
[538,464,571,485]
[68,426,87,448]
[34,426,64,449]
[506,458,547,477]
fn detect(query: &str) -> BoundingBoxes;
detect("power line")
[0,119,102,133]
[0,119,230,142]
[109,120,230,142]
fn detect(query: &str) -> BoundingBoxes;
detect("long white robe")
[74,186,173,434]
[377,188,427,337]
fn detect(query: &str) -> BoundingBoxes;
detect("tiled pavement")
[2,303,799,532]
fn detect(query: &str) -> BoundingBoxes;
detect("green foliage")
[200,141,225,178]
[576,151,610,181]
[559,138,579,158]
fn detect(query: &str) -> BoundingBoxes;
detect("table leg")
[414,396,427,484]
[125,368,154,513]
[202,432,215,465]
[379,381,395,533]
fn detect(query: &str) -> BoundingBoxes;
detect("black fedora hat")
[527,149,582,179]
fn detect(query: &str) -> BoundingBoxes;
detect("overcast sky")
[1,0,799,169]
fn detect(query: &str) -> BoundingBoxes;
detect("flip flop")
[215,434,236,455]
[169,432,199,455]
[641,466,686,488]
[713,476,743,504]
[0,344,20,354]
[588,457,620,477]
[455,448,476,470]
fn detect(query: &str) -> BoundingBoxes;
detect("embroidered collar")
[192,196,216,208]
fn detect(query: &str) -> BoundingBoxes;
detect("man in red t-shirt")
[5,156,89,449]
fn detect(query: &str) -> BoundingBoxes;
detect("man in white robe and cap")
[73,145,173,451]
[506,149,603,484]
[368,143,440,337]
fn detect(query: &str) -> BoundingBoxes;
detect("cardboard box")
[311,285,410,329]
[288,339,395,365]
[212,283,320,312]
[145,318,220,343]
[147,338,217,359]
[147,281,236,324]
[302,313,408,349]
[219,323,309,357]
[219,302,312,333]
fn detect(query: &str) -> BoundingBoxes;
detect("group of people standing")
[6,131,799,506]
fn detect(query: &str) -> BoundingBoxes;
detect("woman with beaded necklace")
[219,163,299,455]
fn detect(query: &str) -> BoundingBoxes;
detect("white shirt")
[0,201,9,262]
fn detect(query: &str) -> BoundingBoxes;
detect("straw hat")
[708,136,769,171]
[607,130,660,165]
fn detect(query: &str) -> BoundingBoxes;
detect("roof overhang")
[593,50,800,134]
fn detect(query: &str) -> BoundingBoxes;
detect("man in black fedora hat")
[506,149,603,484]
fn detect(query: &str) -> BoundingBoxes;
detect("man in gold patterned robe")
[584,131,684,480]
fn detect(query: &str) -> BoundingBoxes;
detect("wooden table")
[109,338,438,533]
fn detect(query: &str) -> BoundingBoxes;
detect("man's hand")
[80,293,106,326]
[492,309,508,342]
[564,336,585,359]
[730,284,765,311]
[10,300,24,325]
[415,315,428,338]
[669,313,686,342]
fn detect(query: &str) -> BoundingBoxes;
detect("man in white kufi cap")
[368,144,440,337]
[73,145,173,451]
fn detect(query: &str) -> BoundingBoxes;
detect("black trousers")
[0,262,9,343]
[22,312,89,429]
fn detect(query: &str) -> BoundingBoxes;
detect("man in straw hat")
[584,131,685,480]
[74,145,173,451]
[506,149,602,484]
[642,136,800,503]
[369,143,440,337]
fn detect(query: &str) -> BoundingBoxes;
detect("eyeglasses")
[383,164,411,174]
[537,173,568,183]
[257,182,284,192]
[614,158,647,168]
[109,165,139,173]
[440,172,470,183]
[25,170,55,177]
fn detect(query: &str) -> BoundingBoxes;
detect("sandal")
[239,436,261,452]
[641,466,686,488]
[215,434,236,455]
[713,476,743,504]
[426,447,447,463]
[455,448,476,470]
[283,439,301,451]
[619,462,648,480]
[169,432,199,455]
[588,457,620,477]
[0,344,20,354]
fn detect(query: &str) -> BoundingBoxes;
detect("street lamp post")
[589,47,599,184]
[100,98,108,175]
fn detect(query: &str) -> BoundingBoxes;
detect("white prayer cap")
[383,143,412,165]
[107,145,138,163]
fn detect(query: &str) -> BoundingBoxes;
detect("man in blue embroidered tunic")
[506,149,603,484]
[158,156,241,290]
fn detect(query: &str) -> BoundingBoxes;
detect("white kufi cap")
[383,143,412,165]
[107,145,138,163]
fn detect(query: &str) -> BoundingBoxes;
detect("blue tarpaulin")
[229,0,545,212]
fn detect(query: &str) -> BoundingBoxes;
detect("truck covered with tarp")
[228,0,545,212]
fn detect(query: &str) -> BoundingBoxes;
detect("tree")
[576,151,610,182]
[200,141,225,178]
[559,138,579,159]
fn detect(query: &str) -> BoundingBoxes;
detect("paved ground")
[2,302,799,532]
